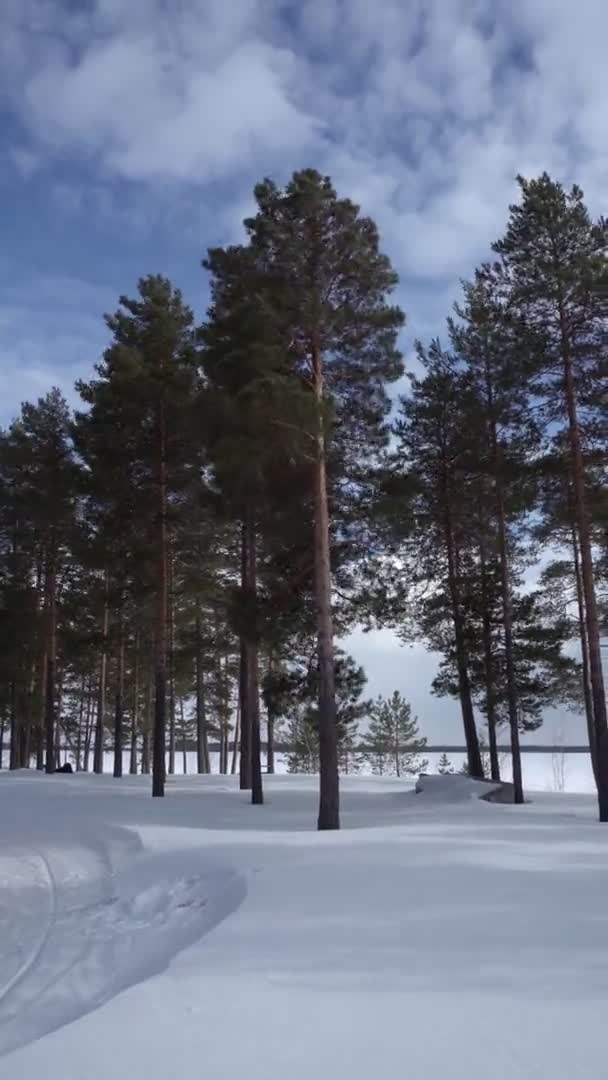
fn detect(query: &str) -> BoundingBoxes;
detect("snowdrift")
[414,772,505,802]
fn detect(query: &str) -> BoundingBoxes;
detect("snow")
[1,771,608,1079]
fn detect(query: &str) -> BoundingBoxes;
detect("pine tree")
[437,753,453,775]
[494,175,608,820]
[244,169,404,828]
[361,691,427,777]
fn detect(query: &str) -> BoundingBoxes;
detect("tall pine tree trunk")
[83,675,94,772]
[36,650,46,770]
[195,612,209,773]
[312,339,339,830]
[141,669,152,775]
[93,572,109,774]
[113,611,125,779]
[230,696,240,775]
[180,697,187,775]
[243,512,263,806]
[75,674,85,772]
[168,556,176,776]
[571,520,598,786]
[130,630,140,776]
[443,508,483,779]
[0,705,5,769]
[9,680,18,770]
[266,655,275,775]
[494,489,524,803]
[561,321,608,819]
[479,540,500,782]
[239,524,252,791]
[44,561,57,775]
[152,399,168,798]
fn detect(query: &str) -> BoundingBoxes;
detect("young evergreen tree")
[361,691,427,777]
[437,753,453,775]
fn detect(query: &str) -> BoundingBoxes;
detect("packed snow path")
[1,772,608,1079]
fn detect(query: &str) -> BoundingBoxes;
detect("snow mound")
[414,773,503,802]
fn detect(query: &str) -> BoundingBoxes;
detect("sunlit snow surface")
[1,770,607,1079]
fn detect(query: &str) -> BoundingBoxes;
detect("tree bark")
[195,611,210,773]
[141,669,152,775]
[83,675,94,772]
[239,523,252,791]
[230,696,240,776]
[479,539,501,782]
[113,610,125,778]
[129,629,139,776]
[168,555,176,776]
[44,561,57,775]
[152,398,168,798]
[571,520,598,786]
[311,338,340,830]
[266,655,275,774]
[443,513,483,779]
[75,674,85,772]
[93,572,109,775]
[180,697,187,775]
[9,680,18,770]
[242,512,263,806]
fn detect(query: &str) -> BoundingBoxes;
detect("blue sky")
[1,0,606,741]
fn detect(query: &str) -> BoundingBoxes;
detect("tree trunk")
[243,513,263,806]
[9,680,18,770]
[0,704,6,769]
[36,651,46,770]
[561,325,608,819]
[195,612,210,773]
[443,514,483,779]
[230,696,240,776]
[312,338,340,830]
[153,398,168,798]
[130,629,140,776]
[494,488,524,803]
[479,537,501,782]
[83,675,94,772]
[93,572,109,775]
[44,562,57,775]
[266,655,275,775]
[571,519,598,786]
[168,555,176,776]
[239,524,252,791]
[75,674,85,772]
[141,669,152,775]
[180,697,187,775]
[113,611,125,779]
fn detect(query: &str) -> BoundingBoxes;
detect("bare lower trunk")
[195,612,210,773]
[168,557,176,776]
[113,613,125,779]
[494,492,524,803]
[444,521,483,779]
[479,538,500,782]
[230,697,240,776]
[141,669,152,775]
[9,680,18,770]
[239,523,252,791]
[571,521,598,786]
[0,705,5,768]
[242,513,263,806]
[153,399,168,799]
[93,572,109,775]
[180,698,187,775]
[44,564,57,775]
[312,341,339,830]
[75,674,85,772]
[130,631,139,776]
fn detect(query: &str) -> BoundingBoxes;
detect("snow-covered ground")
[2,746,596,792]
[1,770,607,1079]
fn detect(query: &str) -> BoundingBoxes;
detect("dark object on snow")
[480,782,520,804]
[56,762,74,774]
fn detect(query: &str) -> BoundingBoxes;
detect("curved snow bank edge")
[414,773,504,802]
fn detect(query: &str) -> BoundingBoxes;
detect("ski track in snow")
[0,808,246,1058]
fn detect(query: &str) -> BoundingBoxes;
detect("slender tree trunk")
[55,663,64,768]
[93,572,109,775]
[141,669,152,775]
[180,697,187,775]
[0,704,6,769]
[243,512,263,806]
[195,611,210,773]
[130,629,140,776]
[266,654,275,774]
[312,339,339,830]
[44,561,57,775]
[571,519,598,786]
[153,398,168,798]
[9,680,18,770]
[239,524,252,791]
[494,489,524,803]
[168,556,176,776]
[75,674,85,772]
[230,696,240,776]
[443,513,483,779]
[479,537,501,782]
[561,325,608,819]
[36,650,46,770]
[113,611,125,778]
[83,675,94,772]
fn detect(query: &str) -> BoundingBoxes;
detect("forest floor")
[0,770,607,1079]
